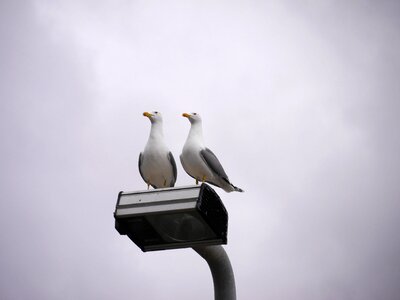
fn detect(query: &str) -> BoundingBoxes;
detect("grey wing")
[168,152,177,186]
[138,152,146,182]
[200,148,230,181]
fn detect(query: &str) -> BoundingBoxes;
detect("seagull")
[139,111,177,189]
[180,112,243,193]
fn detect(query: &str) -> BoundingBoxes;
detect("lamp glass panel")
[146,211,216,243]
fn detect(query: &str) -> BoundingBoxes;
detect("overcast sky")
[1,1,400,299]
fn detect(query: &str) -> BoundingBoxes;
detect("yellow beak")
[143,112,153,117]
[182,113,191,118]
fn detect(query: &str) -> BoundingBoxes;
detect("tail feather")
[231,184,244,193]
[222,177,244,192]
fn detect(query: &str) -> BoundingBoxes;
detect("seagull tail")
[232,184,244,193]
[222,177,244,192]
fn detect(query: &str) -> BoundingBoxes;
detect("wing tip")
[233,186,244,193]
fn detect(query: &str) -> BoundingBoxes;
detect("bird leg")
[196,178,199,185]
[163,179,167,187]
[202,175,206,183]
[146,178,151,190]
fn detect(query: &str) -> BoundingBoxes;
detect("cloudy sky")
[1,1,400,299]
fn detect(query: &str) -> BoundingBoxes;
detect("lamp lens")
[147,213,215,242]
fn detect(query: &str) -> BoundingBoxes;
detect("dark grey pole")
[193,245,236,300]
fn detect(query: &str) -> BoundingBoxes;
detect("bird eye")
[154,111,158,114]
[193,113,197,115]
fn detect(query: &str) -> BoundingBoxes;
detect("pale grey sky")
[1,1,400,299]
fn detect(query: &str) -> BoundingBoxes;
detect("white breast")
[181,143,214,181]
[141,141,173,187]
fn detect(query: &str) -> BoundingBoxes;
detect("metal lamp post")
[114,183,236,300]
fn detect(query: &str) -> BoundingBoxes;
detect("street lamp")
[114,183,236,300]
[114,183,228,251]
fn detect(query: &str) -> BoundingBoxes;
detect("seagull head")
[143,111,163,124]
[182,112,202,124]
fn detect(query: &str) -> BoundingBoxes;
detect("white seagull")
[139,111,177,189]
[180,112,243,193]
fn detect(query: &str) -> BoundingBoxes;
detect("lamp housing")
[114,184,228,252]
